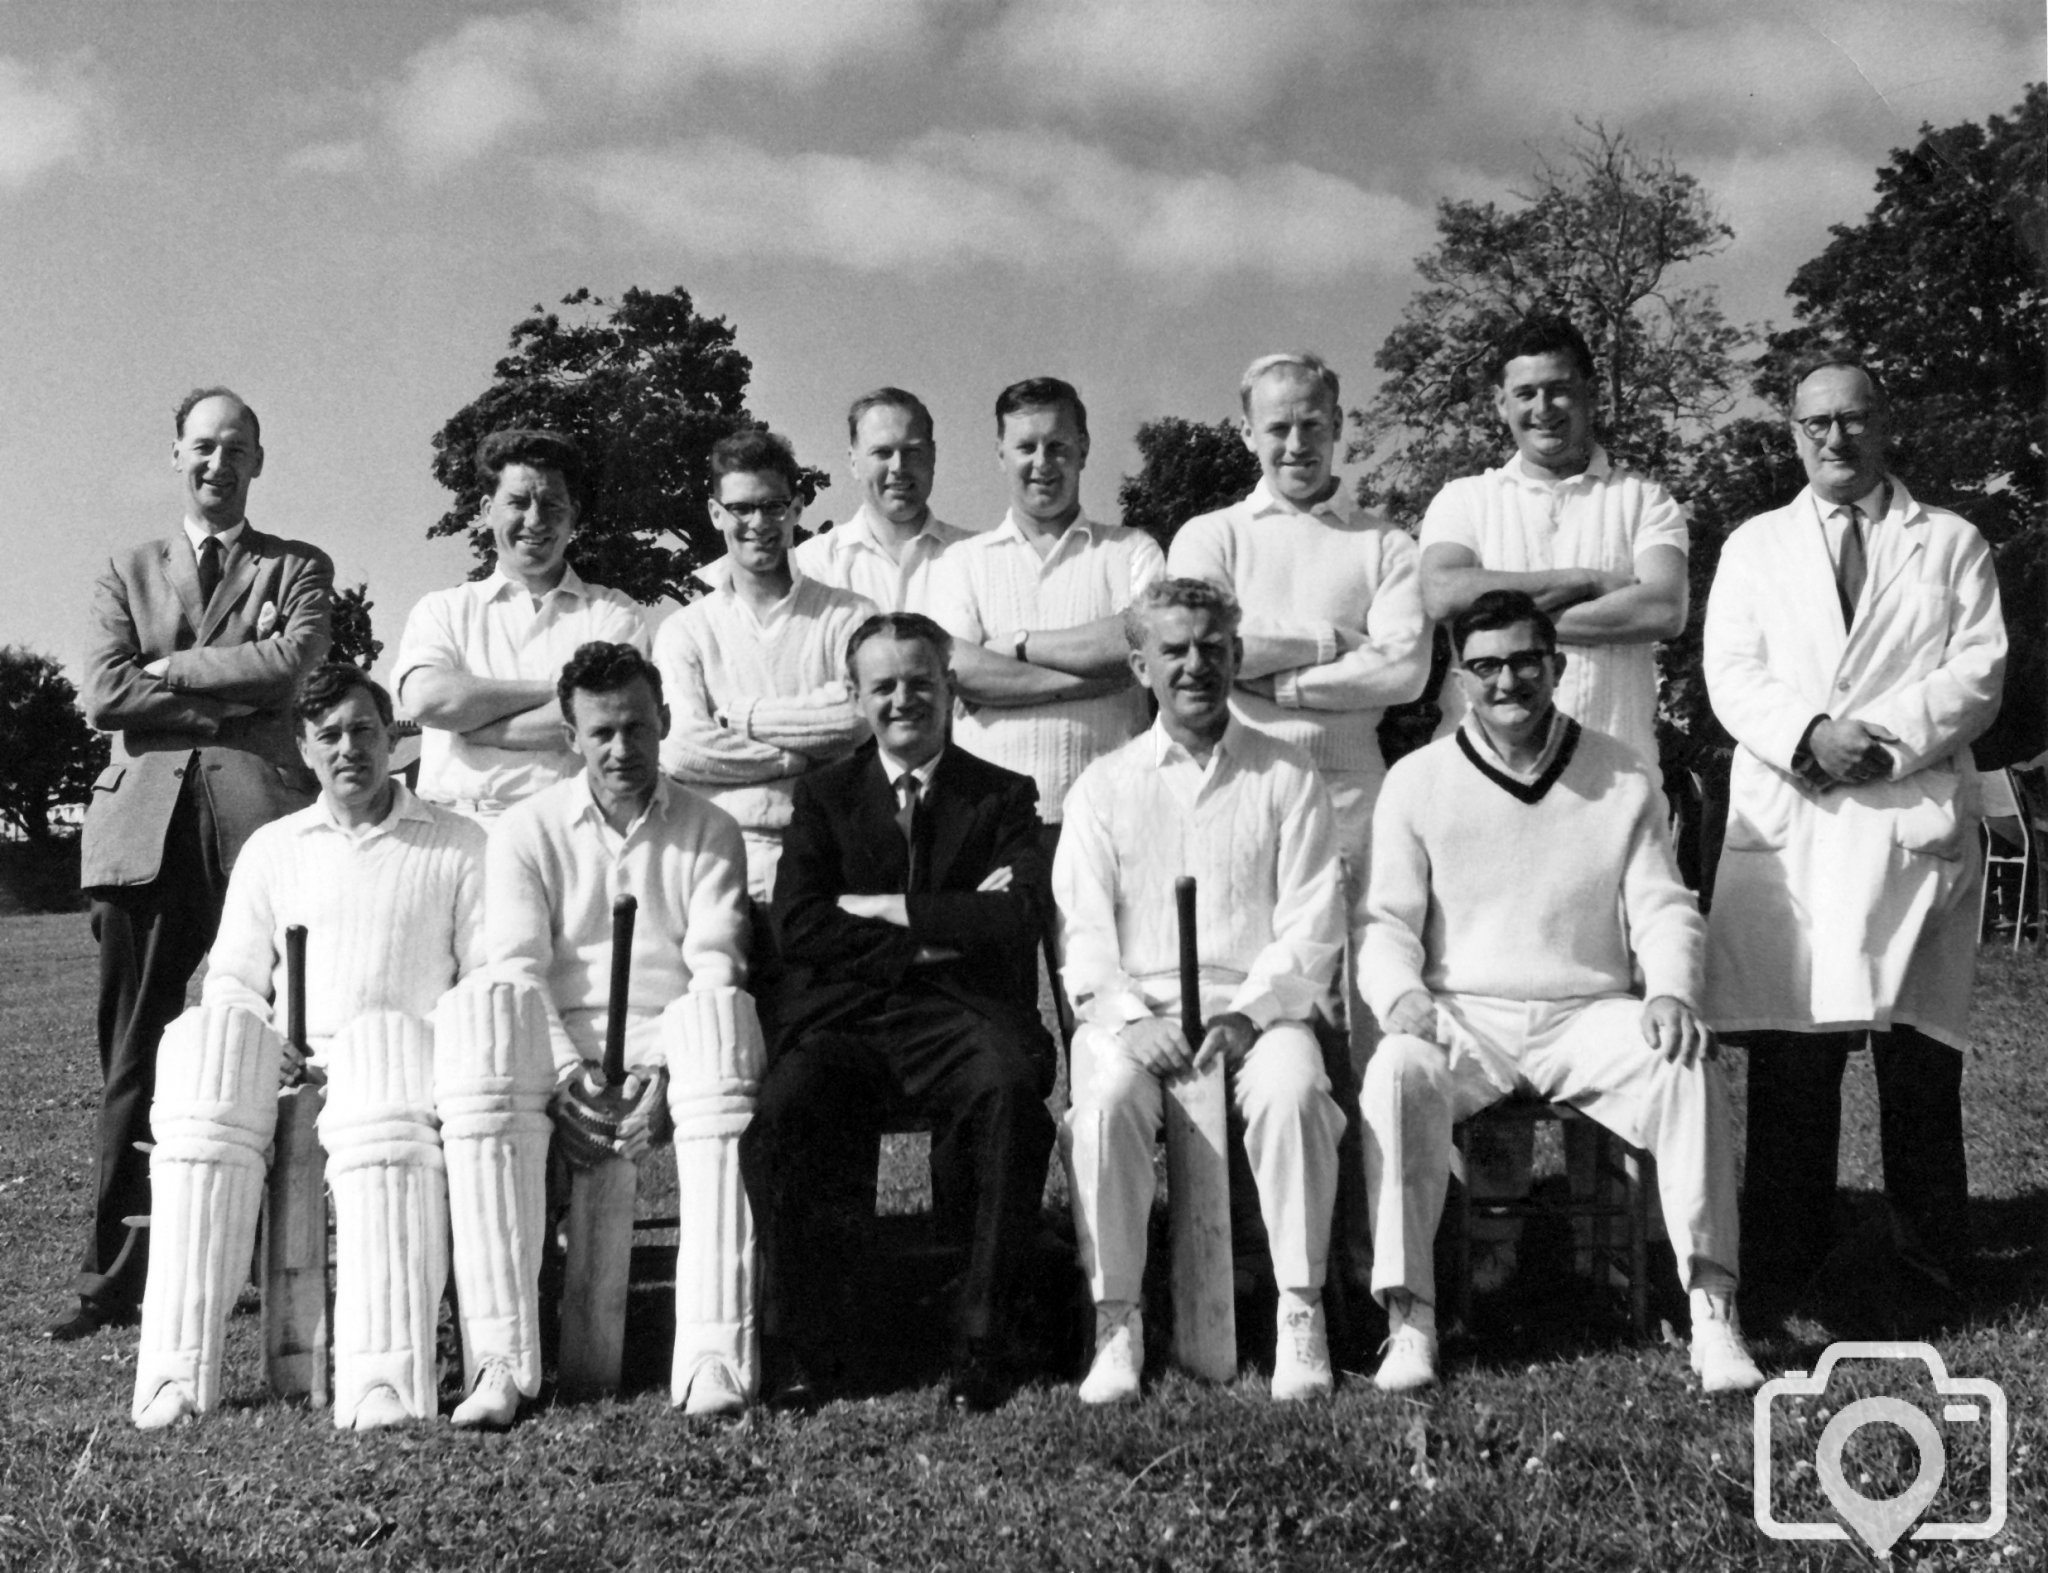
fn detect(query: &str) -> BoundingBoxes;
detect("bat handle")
[1174,876,1202,1049]
[601,895,637,1089]
[284,923,308,1052]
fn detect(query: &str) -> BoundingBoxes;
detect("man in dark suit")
[50,388,333,1340]
[741,611,1056,1412]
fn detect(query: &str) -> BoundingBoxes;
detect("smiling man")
[657,430,875,899]
[395,429,647,822]
[742,612,1056,1414]
[1054,579,1346,1404]
[791,388,969,613]
[1704,346,2005,1329]
[55,387,332,1343]
[930,378,1163,849]
[1360,590,1759,1396]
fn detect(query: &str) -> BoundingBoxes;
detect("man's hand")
[1237,674,1278,700]
[1383,990,1440,1042]
[1117,1016,1195,1078]
[1193,1011,1256,1072]
[1641,996,1716,1068]
[837,893,910,927]
[551,1067,671,1169]
[612,1068,673,1163]
[1808,718,1897,785]
[143,656,169,679]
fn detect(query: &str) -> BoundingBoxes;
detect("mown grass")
[3,913,2043,1571]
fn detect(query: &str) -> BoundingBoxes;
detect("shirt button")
[1837,680,1851,693]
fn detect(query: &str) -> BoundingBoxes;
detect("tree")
[1115,416,1260,554]
[0,648,108,842]
[429,286,823,605]
[1349,124,1748,526]
[330,583,382,671]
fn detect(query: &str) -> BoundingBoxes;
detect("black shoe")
[944,1342,1011,1414]
[762,1343,836,1415]
[43,1297,136,1342]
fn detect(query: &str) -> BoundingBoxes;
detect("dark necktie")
[1834,505,1866,628]
[895,772,922,893]
[197,534,223,606]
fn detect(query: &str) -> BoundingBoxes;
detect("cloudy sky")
[3,0,2038,685]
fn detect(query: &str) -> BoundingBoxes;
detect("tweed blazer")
[79,525,333,888]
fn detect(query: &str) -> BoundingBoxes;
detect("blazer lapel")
[1856,483,1925,623]
[199,528,262,645]
[854,753,911,891]
[922,750,976,890]
[160,537,208,637]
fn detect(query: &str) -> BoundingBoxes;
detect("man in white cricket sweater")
[657,429,876,899]
[1056,579,1347,1404]
[929,377,1162,849]
[1359,590,1760,1395]
[132,665,553,1433]
[791,387,970,614]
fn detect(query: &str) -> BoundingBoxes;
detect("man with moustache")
[395,429,647,823]
[929,378,1163,849]
[793,388,969,613]
[657,429,874,900]
[1055,578,1346,1404]
[1704,347,2005,1326]
[742,613,1056,1414]
[53,387,332,1342]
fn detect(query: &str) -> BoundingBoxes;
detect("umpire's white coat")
[1703,478,2005,1048]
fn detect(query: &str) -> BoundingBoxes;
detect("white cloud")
[0,53,101,191]
[545,129,1434,283]
[285,139,370,177]
[382,13,563,176]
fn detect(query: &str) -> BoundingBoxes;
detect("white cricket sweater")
[1362,718,1703,1018]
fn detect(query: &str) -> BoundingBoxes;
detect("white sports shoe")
[1373,1325,1440,1393]
[350,1384,413,1431]
[452,1359,523,1429]
[1078,1304,1144,1406]
[682,1358,748,1419]
[1271,1298,1333,1402]
[1689,1298,1764,1393]
[134,1381,197,1432]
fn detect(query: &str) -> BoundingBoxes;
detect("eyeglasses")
[1459,650,1553,683]
[718,499,795,523]
[1793,411,1874,443]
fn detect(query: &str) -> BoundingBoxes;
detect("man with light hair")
[1056,577,1347,1404]
[1705,346,2005,1327]
[395,429,647,822]
[929,377,1163,849]
[792,388,969,613]
[130,665,547,1432]
[488,641,762,1416]
[1361,590,1760,1396]
[657,429,875,899]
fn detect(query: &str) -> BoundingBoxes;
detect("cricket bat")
[1165,876,1235,1380]
[264,923,331,1404]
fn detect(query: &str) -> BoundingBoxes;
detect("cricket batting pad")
[662,987,766,1406]
[430,975,554,1399]
[318,1012,448,1429]
[132,1004,282,1425]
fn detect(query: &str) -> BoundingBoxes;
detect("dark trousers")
[740,994,1055,1350]
[80,774,227,1310]
[1737,1025,1969,1300]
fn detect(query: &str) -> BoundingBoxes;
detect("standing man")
[929,378,1162,848]
[743,613,1056,1413]
[657,429,875,900]
[1056,579,1347,1404]
[55,388,332,1341]
[1418,315,1688,769]
[395,429,647,822]
[1705,348,2005,1324]
[489,641,760,1414]
[793,388,970,613]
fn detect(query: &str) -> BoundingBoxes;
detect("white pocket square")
[256,600,279,637]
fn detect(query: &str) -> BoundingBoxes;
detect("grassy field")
[2,911,2043,1571]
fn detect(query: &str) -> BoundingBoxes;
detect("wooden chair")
[1450,1097,1652,1339]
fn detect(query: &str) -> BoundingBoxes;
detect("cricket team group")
[54,314,2007,1436]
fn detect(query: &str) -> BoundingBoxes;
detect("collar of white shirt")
[569,770,672,839]
[182,517,248,556]
[1507,445,1612,491]
[477,562,598,604]
[1244,478,1355,524]
[1459,706,1571,785]
[294,779,434,838]
[1148,714,1243,771]
[878,745,944,794]
[833,502,950,556]
[991,508,1098,548]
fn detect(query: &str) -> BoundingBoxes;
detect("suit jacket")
[766,738,1049,1057]
[80,525,334,888]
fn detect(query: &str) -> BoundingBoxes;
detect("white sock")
[1278,1288,1321,1317]
[1095,1299,1135,1337]
[1387,1292,1436,1339]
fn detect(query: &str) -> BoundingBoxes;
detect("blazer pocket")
[1880,768,1965,860]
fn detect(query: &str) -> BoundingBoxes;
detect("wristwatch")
[1013,628,1030,662]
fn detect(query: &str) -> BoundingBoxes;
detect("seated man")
[1359,590,1761,1395]
[1056,579,1347,1404]
[741,612,1057,1413]
[131,664,550,1433]
[488,642,759,1416]
[657,429,875,899]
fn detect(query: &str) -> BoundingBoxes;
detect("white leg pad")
[319,1012,447,1429]
[430,975,554,1399]
[662,987,765,1407]
[133,1004,282,1425]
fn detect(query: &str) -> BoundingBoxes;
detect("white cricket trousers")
[1360,993,1740,1308]
[1064,1018,1346,1304]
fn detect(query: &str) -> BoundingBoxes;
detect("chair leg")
[1453,1130,1473,1336]
[1624,1146,1649,1340]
